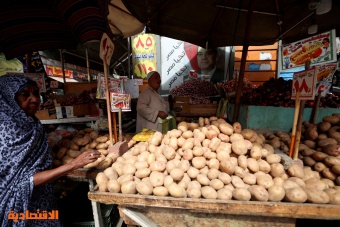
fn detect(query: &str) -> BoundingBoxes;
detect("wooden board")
[88,192,340,220]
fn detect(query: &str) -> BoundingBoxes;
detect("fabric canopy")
[0,0,112,60]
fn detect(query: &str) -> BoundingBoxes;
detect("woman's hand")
[157,111,168,119]
[70,149,101,170]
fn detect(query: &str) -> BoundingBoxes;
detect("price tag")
[134,79,143,85]
[291,68,317,100]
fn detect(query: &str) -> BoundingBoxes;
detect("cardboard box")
[56,106,74,119]
[35,109,57,120]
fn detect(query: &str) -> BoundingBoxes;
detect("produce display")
[94,114,340,205]
[170,80,220,104]
[52,128,135,169]
[264,114,340,181]
[60,88,97,106]
[217,77,256,96]
[223,77,340,108]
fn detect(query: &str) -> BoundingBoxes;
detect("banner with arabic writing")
[132,33,157,79]
[281,29,337,70]
[160,37,226,91]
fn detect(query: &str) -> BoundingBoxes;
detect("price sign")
[100,33,115,64]
[50,80,58,88]
[291,68,317,100]
[316,81,332,97]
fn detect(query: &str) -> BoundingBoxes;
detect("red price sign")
[291,68,317,100]
[316,81,331,97]
[100,33,114,64]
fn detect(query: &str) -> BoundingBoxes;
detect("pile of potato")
[95,115,340,205]
[52,128,135,169]
[263,113,340,184]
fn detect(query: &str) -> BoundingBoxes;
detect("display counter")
[88,192,340,227]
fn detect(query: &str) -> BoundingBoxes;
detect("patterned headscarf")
[0,75,60,226]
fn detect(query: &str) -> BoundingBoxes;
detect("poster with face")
[160,37,227,92]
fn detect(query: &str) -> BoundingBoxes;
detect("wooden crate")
[189,104,218,116]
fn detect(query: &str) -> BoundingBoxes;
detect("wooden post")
[289,92,300,158]
[232,0,254,123]
[310,90,321,124]
[103,57,114,146]
[292,60,310,160]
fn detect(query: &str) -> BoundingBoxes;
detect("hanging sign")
[291,69,317,100]
[282,29,337,70]
[315,63,337,82]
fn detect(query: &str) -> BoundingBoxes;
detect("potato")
[135,168,151,179]
[96,172,109,192]
[149,161,166,172]
[231,175,245,188]
[201,186,218,199]
[96,157,113,170]
[192,157,206,169]
[103,167,118,180]
[256,174,274,189]
[187,187,202,199]
[303,156,316,167]
[284,187,307,203]
[217,188,233,200]
[247,158,259,173]
[168,137,178,150]
[167,182,186,198]
[209,179,224,190]
[243,173,257,185]
[287,163,304,178]
[197,174,210,186]
[268,185,285,202]
[248,185,268,201]
[328,192,340,205]
[218,172,231,185]
[250,143,262,160]
[220,159,235,175]
[232,188,251,201]
[161,145,175,160]
[234,166,247,179]
[153,186,169,196]
[270,163,285,178]
[231,140,248,155]
[136,181,153,195]
[107,179,121,193]
[67,149,82,158]
[257,159,271,173]
[305,178,328,191]
[207,168,219,180]
[304,188,329,204]
[121,181,137,194]
[83,155,105,169]
[266,154,281,164]
[322,168,337,181]
[313,162,327,172]
[288,177,305,188]
[56,147,68,160]
[218,123,234,136]
[96,135,108,143]
[170,168,184,181]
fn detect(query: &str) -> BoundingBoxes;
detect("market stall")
[88,192,340,226]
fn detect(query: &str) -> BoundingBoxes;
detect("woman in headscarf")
[136,71,169,133]
[0,75,101,226]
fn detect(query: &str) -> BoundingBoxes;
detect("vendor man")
[136,71,169,133]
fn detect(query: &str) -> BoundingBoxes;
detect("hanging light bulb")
[316,0,332,15]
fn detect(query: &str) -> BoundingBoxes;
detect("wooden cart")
[88,192,340,227]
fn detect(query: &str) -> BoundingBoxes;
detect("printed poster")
[281,29,337,70]
[160,37,227,92]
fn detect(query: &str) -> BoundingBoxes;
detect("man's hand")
[157,111,168,119]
